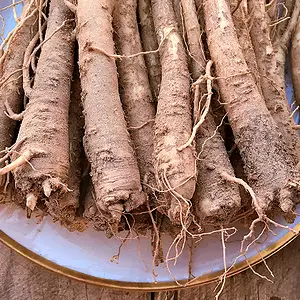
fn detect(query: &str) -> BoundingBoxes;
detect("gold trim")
[0,222,299,291]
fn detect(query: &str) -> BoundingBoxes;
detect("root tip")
[42,179,52,197]
[26,193,38,212]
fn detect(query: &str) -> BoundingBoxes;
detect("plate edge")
[0,222,299,291]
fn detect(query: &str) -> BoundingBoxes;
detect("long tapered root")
[152,0,196,225]
[77,0,147,229]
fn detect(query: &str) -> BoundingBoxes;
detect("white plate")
[0,203,299,290]
[0,1,299,291]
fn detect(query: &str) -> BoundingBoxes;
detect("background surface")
[0,236,299,300]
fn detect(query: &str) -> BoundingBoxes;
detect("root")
[179,0,205,71]
[214,226,227,300]
[110,231,130,264]
[196,112,228,160]
[224,224,275,284]
[188,239,195,280]
[12,0,20,23]
[127,119,155,131]
[26,192,38,211]
[220,171,263,216]
[269,16,290,28]
[0,69,22,90]
[193,84,201,123]
[165,228,186,287]
[275,0,300,48]
[162,169,193,229]
[231,0,243,15]
[38,0,44,42]
[220,171,299,254]
[147,201,159,282]
[136,233,148,272]
[268,3,289,28]
[253,237,275,280]
[0,0,24,13]
[64,0,77,13]
[23,20,71,97]
[161,168,238,286]
[0,148,44,176]
[229,208,255,224]
[0,137,26,165]
[178,60,214,151]
[138,0,161,99]
[42,178,53,197]
[4,100,25,121]
[0,0,37,66]
[289,105,299,119]
[186,227,237,287]
[86,29,172,60]
[3,161,11,194]
[30,54,37,73]
[0,15,5,44]
[23,22,47,96]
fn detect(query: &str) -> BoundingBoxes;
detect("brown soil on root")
[113,0,156,188]
[0,2,38,192]
[194,112,241,224]
[248,0,300,163]
[181,0,241,225]
[13,0,75,207]
[291,16,300,107]
[203,0,299,222]
[138,0,161,100]
[77,0,146,232]
[231,0,261,93]
[152,0,196,225]
[46,66,86,232]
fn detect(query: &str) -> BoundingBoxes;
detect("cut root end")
[26,192,38,212]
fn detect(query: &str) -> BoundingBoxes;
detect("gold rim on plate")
[0,221,299,291]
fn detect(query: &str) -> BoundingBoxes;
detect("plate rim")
[0,221,299,291]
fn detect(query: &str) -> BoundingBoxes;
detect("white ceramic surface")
[1,203,299,284]
[0,1,299,286]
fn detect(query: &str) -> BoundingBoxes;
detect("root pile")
[1,0,300,292]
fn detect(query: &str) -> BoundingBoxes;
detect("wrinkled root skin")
[77,0,147,230]
[13,0,75,211]
[193,114,241,225]
[203,0,299,223]
[152,0,196,225]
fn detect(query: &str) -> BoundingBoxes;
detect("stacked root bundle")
[1,0,300,276]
